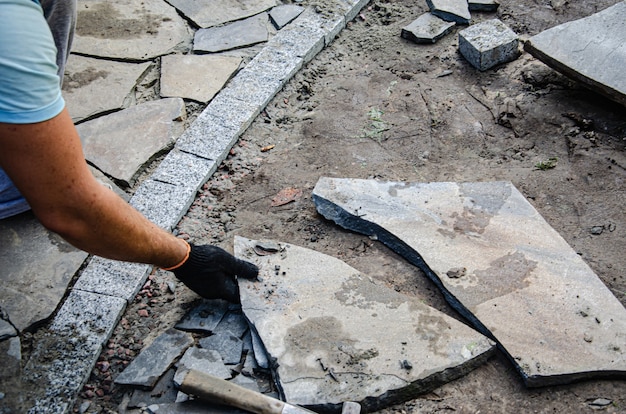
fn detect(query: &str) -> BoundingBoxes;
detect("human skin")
[0,107,188,268]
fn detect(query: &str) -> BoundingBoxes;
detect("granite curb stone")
[459,19,519,71]
[72,257,152,301]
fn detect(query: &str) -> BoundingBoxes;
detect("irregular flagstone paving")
[63,55,151,123]
[524,1,626,107]
[312,178,626,386]
[166,0,277,28]
[193,13,270,53]
[234,236,495,412]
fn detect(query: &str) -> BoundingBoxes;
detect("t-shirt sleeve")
[0,0,65,124]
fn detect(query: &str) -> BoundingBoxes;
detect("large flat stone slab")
[426,0,471,24]
[235,236,495,412]
[166,0,277,28]
[72,0,190,61]
[160,54,242,103]
[193,13,269,53]
[525,1,626,107]
[77,98,186,187]
[312,178,626,387]
[63,54,151,123]
[0,212,88,332]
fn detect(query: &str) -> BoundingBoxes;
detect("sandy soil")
[72,0,626,412]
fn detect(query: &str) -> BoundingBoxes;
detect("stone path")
[0,0,368,411]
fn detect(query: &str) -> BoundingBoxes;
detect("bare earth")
[75,0,626,412]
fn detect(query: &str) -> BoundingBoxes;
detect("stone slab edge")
[29,1,370,412]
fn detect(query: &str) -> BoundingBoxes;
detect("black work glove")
[173,244,258,302]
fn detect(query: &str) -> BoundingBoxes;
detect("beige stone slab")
[312,178,626,386]
[72,0,191,60]
[77,98,186,186]
[166,0,278,28]
[160,55,242,103]
[235,236,495,411]
[63,54,151,123]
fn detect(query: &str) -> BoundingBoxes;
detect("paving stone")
[426,0,471,24]
[266,9,326,64]
[115,328,194,388]
[0,318,16,341]
[160,54,242,103]
[401,13,456,44]
[270,4,304,29]
[199,331,244,365]
[175,300,230,333]
[166,0,277,28]
[459,19,519,71]
[230,374,261,393]
[89,165,129,201]
[130,179,198,231]
[128,369,178,408]
[194,14,269,53]
[312,178,626,387]
[71,0,190,61]
[0,212,88,332]
[468,0,499,12]
[214,309,249,338]
[72,257,151,301]
[0,336,21,379]
[63,54,151,123]
[150,149,216,189]
[78,98,186,187]
[172,347,231,387]
[235,236,495,411]
[525,1,626,107]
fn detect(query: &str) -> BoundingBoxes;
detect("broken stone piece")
[426,0,471,24]
[401,13,456,44]
[175,299,230,333]
[524,1,626,107]
[172,347,231,387]
[214,309,250,338]
[235,236,495,411]
[194,14,269,53]
[115,328,193,388]
[270,4,304,29]
[128,369,178,408]
[0,318,16,341]
[312,177,626,387]
[459,19,519,71]
[468,0,499,12]
[198,331,244,365]
[165,0,277,28]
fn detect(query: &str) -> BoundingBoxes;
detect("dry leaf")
[261,144,275,152]
[271,187,303,207]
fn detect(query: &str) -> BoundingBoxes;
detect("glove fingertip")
[237,261,259,279]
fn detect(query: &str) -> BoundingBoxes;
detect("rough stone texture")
[172,347,231,386]
[130,179,197,231]
[63,54,151,123]
[214,309,249,338]
[524,1,626,107]
[115,328,194,388]
[78,98,186,187]
[0,318,16,341]
[401,13,456,44]
[128,369,178,408]
[235,236,495,412]
[72,0,190,60]
[269,4,304,29]
[426,0,471,24]
[175,300,230,333]
[459,19,519,71]
[160,55,242,102]
[198,332,244,364]
[312,178,626,387]
[89,166,129,201]
[468,0,499,12]
[72,257,152,301]
[150,150,216,189]
[165,0,277,28]
[193,14,269,53]
[0,212,88,332]
[0,337,21,379]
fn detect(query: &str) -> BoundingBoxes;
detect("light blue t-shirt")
[0,0,65,218]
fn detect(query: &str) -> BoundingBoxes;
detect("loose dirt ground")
[78,0,626,412]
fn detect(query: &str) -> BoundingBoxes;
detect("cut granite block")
[0,212,88,332]
[160,55,242,103]
[150,150,216,190]
[73,257,151,301]
[270,4,304,29]
[115,328,194,388]
[312,178,626,387]
[468,0,499,12]
[63,55,151,123]
[459,19,519,71]
[524,1,626,107]
[72,0,190,60]
[199,331,244,365]
[175,300,230,333]
[194,14,269,53]
[130,179,196,231]
[426,0,471,24]
[401,13,456,44]
[166,0,277,28]
[235,236,495,412]
[78,98,186,187]
[172,347,231,387]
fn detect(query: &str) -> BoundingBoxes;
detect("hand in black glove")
[172,243,258,302]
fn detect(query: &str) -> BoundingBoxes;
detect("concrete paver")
[235,236,496,411]
[312,178,626,387]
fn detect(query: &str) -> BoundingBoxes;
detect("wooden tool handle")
[181,369,285,414]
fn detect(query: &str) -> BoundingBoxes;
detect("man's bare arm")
[0,108,188,268]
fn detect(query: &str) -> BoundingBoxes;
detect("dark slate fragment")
[401,13,456,44]
[175,300,230,333]
[214,309,249,338]
[199,331,244,365]
[128,369,178,408]
[468,0,499,12]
